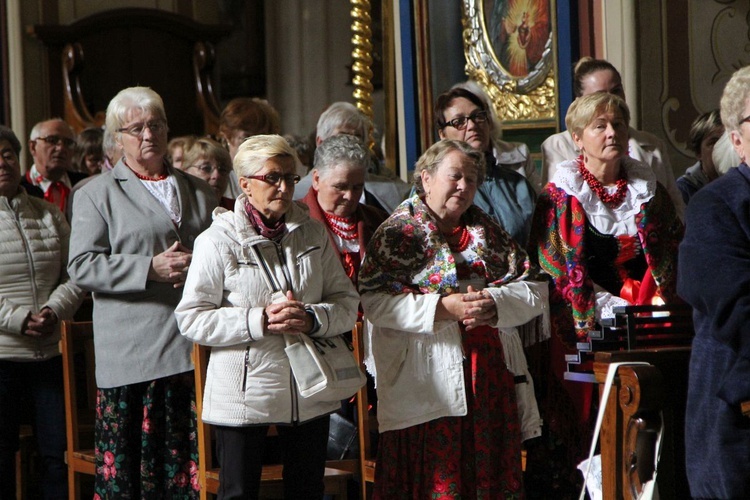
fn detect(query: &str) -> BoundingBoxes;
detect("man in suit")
[23,118,87,214]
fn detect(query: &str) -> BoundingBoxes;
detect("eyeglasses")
[245,173,301,186]
[443,110,489,130]
[117,120,167,138]
[35,135,76,148]
[740,115,750,126]
[190,163,231,176]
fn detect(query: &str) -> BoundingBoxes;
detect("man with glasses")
[23,118,87,214]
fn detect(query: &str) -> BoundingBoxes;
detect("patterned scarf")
[243,198,286,242]
[359,194,532,297]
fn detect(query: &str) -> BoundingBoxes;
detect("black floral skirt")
[93,372,199,499]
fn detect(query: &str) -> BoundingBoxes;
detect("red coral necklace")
[444,224,471,253]
[324,212,358,241]
[131,169,168,181]
[577,156,628,207]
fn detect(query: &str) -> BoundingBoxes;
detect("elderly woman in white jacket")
[0,125,82,499]
[176,135,359,500]
[358,140,547,499]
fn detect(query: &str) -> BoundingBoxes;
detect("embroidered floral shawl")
[529,181,683,347]
[359,194,532,297]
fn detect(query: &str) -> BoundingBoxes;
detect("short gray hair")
[316,102,371,142]
[29,118,74,141]
[233,134,301,178]
[720,66,750,133]
[313,134,370,177]
[105,87,167,138]
[413,140,486,194]
[0,125,22,156]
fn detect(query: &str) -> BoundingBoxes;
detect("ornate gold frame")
[462,0,558,127]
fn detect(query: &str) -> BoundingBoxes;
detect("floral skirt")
[373,325,524,500]
[93,372,199,499]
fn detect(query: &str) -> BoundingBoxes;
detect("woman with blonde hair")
[182,137,234,209]
[176,135,359,499]
[528,91,683,496]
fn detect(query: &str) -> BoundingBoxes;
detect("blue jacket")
[678,164,750,498]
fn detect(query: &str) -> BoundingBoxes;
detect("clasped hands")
[22,307,58,337]
[149,241,192,288]
[439,285,497,330]
[264,290,314,336]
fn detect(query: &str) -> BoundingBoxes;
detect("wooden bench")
[565,303,694,382]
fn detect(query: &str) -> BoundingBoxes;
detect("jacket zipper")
[241,346,250,393]
[270,239,300,422]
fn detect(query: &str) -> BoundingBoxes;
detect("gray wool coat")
[68,160,217,388]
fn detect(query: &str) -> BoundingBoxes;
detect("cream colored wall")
[264,0,385,138]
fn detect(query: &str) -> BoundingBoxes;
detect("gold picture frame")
[462,0,558,128]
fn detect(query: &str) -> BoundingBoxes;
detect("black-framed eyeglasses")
[443,110,489,131]
[35,135,76,148]
[245,173,301,186]
[740,115,750,126]
[117,120,168,138]
[189,163,231,176]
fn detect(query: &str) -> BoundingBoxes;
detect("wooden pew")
[594,349,691,500]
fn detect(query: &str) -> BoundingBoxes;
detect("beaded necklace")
[324,212,358,241]
[131,168,168,181]
[444,224,471,253]
[577,155,628,207]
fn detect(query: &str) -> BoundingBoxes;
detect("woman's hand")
[148,241,192,288]
[461,286,498,330]
[264,291,315,335]
[436,286,497,330]
[22,307,59,337]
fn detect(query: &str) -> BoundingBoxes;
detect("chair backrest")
[60,320,96,458]
[352,321,376,497]
[30,8,230,136]
[193,343,219,498]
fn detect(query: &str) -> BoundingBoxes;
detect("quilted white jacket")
[175,198,359,426]
[0,189,83,360]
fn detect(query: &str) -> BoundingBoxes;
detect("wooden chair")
[60,320,97,499]
[30,8,230,136]
[352,322,376,499]
[15,424,34,500]
[193,343,353,499]
[593,351,691,499]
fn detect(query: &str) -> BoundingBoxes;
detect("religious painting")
[488,0,551,80]
[462,0,558,126]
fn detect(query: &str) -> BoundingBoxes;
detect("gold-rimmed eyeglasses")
[117,120,168,138]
